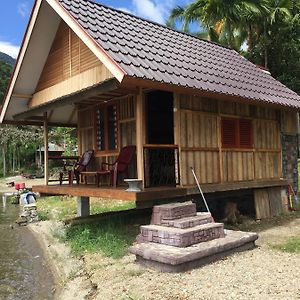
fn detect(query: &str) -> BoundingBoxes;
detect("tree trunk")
[2,144,6,177]
[12,145,16,173]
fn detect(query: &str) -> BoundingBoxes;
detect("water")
[0,194,55,300]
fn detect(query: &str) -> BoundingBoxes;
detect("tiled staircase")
[130,201,258,272]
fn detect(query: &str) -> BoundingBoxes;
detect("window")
[96,104,118,152]
[221,118,252,148]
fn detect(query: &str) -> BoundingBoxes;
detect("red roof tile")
[59,0,300,108]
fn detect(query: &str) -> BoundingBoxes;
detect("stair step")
[161,212,213,229]
[140,222,225,247]
[130,230,259,272]
[151,201,196,225]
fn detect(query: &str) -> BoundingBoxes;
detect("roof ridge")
[82,0,235,52]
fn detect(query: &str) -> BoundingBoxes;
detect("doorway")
[145,91,177,187]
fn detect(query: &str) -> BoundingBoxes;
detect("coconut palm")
[168,0,268,50]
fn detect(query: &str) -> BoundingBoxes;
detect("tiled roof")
[59,0,300,108]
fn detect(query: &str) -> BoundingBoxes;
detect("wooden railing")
[143,144,180,188]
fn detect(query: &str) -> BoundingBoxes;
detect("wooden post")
[43,112,49,185]
[173,94,182,186]
[136,89,145,187]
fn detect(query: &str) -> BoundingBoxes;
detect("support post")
[43,112,49,185]
[77,196,90,217]
[136,88,145,188]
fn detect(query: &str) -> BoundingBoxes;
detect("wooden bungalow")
[1,0,300,218]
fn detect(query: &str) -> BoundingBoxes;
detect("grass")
[36,195,149,258]
[273,236,300,253]
[64,213,147,258]
[36,196,135,221]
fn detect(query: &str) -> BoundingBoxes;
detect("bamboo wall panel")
[254,152,281,179]
[180,111,218,148]
[282,110,298,134]
[121,121,136,146]
[179,95,218,112]
[222,151,254,182]
[177,93,284,186]
[78,107,94,154]
[36,21,103,92]
[32,21,113,107]
[79,128,94,154]
[119,96,135,121]
[254,120,280,149]
[30,65,113,107]
[181,151,220,185]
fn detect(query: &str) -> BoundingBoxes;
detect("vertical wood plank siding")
[177,95,283,186]
[30,21,113,107]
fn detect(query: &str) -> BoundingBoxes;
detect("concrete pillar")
[77,196,90,217]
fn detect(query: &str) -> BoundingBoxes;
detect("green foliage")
[273,236,300,253]
[0,52,16,66]
[37,210,51,221]
[0,60,13,104]
[65,215,139,258]
[167,0,300,94]
[37,196,140,258]
[37,196,135,221]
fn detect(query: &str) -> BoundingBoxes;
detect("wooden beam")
[68,108,76,123]
[43,112,49,185]
[3,119,77,127]
[12,93,33,99]
[122,77,300,112]
[13,78,119,120]
[136,88,145,187]
[48,110,54,122]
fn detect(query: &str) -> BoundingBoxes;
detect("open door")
[144,91,178,187]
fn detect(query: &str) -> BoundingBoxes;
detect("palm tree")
[167,0,268,50]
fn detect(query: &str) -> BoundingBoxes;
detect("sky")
[0,0,190,59]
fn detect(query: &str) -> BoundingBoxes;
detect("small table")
[80,171,98,185]
[96,170,111,187]
[124,179,143,192]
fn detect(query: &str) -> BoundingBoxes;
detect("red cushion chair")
[97,145,136,187]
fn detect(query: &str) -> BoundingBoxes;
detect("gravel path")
[83,218,300,300]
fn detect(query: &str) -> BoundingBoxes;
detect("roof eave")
[0,0,43,124]
[122,75,300,111]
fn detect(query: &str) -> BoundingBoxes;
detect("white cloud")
[0,41,20,58]
[17,2,30,18]
[131,0,175,24]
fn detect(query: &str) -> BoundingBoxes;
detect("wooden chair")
[59,149,94,185]
[97,145,136,187]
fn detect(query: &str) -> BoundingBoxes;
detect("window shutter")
[221,119,237,147]
[239,119,252,148]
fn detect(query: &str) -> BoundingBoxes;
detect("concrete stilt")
[77,196,90,217]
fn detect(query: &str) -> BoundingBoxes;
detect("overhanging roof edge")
[13,78,119,121]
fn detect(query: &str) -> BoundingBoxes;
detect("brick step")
[151,201,196,225]
[140,222,225,247]
[130,230,259,272]
[161,212,213,229]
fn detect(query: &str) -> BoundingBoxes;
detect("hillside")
[0,52,15,104]
[0,52,16,66]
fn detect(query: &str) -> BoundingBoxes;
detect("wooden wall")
[30,21,113,107]
[176,94,283,186]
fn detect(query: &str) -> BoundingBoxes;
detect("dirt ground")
[2,176,300,300]
[0,175,45,193]
[29,216,300,300]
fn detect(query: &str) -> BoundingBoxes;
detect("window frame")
[95,102,120,154]
[221,117,253,149]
